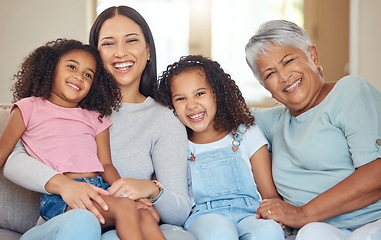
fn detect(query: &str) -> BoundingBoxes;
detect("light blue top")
[252,75,381,229]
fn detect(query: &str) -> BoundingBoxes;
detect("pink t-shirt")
[12,97,112,173]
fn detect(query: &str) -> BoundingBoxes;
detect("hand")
[108,178,157,200]
[256,198,307,228]
[47,174,110,224]
[135,198,160,223]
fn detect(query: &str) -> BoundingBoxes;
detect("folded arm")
[257,158,381,228]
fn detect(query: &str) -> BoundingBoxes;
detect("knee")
[240,219,284,240]
[109,197,136,214]
[59,209,101,239]
[188,214,238,240]
[296,222,344,240]
[256,220,284,239]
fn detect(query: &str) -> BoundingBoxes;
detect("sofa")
[0,105,41,239]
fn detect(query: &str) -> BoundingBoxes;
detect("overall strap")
[232,124,248,152]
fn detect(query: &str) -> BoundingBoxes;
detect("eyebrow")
[99,33,139,42]
[262,54,292,74]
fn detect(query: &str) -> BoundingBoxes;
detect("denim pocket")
[194,155,244,198]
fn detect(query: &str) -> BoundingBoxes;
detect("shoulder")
[335,75,371,93]
[330,75,379,103]
[251,106,287,124]
[147,98,181,124]
[12,97,40,112]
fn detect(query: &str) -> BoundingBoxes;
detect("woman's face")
[97,15,150,90]
[256,44,323,116]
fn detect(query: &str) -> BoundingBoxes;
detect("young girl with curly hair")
[158,55,285,240]
[0,38,165,240]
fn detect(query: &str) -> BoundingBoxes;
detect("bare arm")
[0,107,26,166]
[95,128,121,185]
[251,145,281,200]
[257,158,381,228]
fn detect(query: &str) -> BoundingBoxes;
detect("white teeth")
[189,113,204,119]
[284,79,301,92]
[67,83,80,90]
[114,62,133,68]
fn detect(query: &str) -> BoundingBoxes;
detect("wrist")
[148,180,163,203]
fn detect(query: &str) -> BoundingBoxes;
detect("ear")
[146,44,151,61]
[309,45,320,67]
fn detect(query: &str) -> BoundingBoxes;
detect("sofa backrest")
[0,105,41,234]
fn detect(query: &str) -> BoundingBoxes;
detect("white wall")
[0,0,94,104]
[350,0,381,91]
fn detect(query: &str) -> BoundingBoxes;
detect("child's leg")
[92,196,145,240]
[186,213,238,240]
[237,215,285,240]
[138,208,166,240]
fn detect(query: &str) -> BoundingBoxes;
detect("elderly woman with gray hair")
[245,20,381,240]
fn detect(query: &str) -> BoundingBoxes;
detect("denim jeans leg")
[187,213,238,240]
[237,215,285,240]
[20,209,101,240]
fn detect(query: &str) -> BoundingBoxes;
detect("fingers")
[137,198,153,207]
[90,184,110,196]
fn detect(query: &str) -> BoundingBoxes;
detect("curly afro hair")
[157,55,254,136]
[12,38,121,119]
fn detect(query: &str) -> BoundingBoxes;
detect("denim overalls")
[184,125,285,240]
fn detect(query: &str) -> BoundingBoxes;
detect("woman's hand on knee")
[257,198,307,228]
[108,178,154,200]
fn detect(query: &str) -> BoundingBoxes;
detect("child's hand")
[135,198,160,223]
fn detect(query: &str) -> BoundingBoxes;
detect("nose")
[73,75,83,82]
[113,44,128,58]
[186,99,198,110]
[278,70,292,82]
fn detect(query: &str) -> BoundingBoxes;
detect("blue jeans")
[40,176,109,221]
[21,209,102,240]
[102,224,197,240]
[21,209,196,240]
[187,213,284,240]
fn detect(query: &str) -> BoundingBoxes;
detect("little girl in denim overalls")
[158,55,285,240]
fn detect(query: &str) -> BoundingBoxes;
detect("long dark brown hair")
[89,5,158,99]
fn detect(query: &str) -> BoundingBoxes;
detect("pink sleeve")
[11,97,35,127]
[95,115,112,135]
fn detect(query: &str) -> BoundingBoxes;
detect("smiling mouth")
[67,82,80,91]
[189,112,205,120]
[284,79,302,92]
[113,62,133,71]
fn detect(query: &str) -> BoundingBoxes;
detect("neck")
[289,81,336,117]
[119,86,147,103]
[190,129,230,144]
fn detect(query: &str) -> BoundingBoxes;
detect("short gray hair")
[245,20,312,85]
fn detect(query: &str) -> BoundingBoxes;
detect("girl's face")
[97,15,150,91]
[170,68,217,138]
[49,50,95,108]
[256,44,323,116]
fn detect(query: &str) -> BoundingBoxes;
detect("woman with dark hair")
[4,5,194,240]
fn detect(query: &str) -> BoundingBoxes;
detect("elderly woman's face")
[256,44,323,116]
